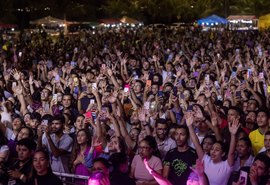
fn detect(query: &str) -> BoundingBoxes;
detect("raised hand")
[211,111,219,127]
[108,91,118,103]
[12,85,23,95]
[11,69,21,81]
[185,111,194,127]
[138,108,147,123]
[229,118,240,135]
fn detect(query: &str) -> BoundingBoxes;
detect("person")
[231,154,270,185]
[233,137,254,171]
[249,109,269,155]
[109,152,136,185]
[163,125,197,185]
[130,135,163,185]
[27,149,63,185]
[144,158,208,185]
[186,111,239,185]
[38,115,73,173]
[260,131,270,158]
[71,129,91,184]
[7,138,36,185]
[155,118,176,159]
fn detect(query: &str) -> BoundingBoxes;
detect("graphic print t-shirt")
[164,147,197,185]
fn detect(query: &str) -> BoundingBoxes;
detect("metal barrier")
[53,172,89,185]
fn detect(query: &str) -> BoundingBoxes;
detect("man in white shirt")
[38,115,73,173]
[155,118,176,159]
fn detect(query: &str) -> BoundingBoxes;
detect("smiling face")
[33,151,49,176]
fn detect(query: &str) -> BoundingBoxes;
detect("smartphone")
[73,77,79,86]
[180,93,185,99]
[85,111,92,119]
[124,84,130,93]
[247,69,252,79]
[146,80,152,87]
[236,91,241,97]
[52,94,58,102]
[158,90,163,97]
[12,82,17,88]
[205,74,210,84]
[158,87,163,97]
[134,75,139,80]
[239,170,248,185]
[259,72,264,79]
[231,71,237,78]
[71,61,77,67]
[214,81,220,89]
[144,102,150,110]
[173,87,178,96]
[201,64,206,69]
[82,86,87,92]
[193,72,199,77]
[187,105,193,111]
[90,99,95,104]
[55,74,60,82]
[92,83,97,89]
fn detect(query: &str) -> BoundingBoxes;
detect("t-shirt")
[249,129,264,155]
[157,137,177,160]
[42,133,73,173]
[131,155,163,182]
[163,147,197,185]
[203,154,233,185]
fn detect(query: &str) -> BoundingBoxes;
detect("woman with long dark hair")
[70,129,92,184]
[27,149,63,185]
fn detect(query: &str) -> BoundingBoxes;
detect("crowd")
[0,26,270,185]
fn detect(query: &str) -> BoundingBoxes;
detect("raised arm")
[186,112,204,160]
[227,118,239,167]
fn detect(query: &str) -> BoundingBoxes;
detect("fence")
[53,172,89,185]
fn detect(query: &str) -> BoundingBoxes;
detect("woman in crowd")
[71,129,92,184]
[27,149,63,185]
[130,135,163,185]
[186,111,239,185]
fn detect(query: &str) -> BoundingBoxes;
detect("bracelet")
[20,174,25,180]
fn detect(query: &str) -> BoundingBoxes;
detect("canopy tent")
[258,13,270,30]
[198,14,228,26]
[120,16,141,24]
[227,15,258,30]
[30,16,77,26]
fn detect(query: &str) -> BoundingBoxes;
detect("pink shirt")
[131,155,163,182]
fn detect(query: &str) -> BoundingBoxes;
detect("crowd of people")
[0,25,270,185]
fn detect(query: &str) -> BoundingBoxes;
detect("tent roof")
[227,15,257,20]
[198,14,227,25]
[120,16,140,24]
[99,18,121,24]
[30,16,78,25]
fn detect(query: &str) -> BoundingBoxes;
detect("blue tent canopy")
[198,15,228,26]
